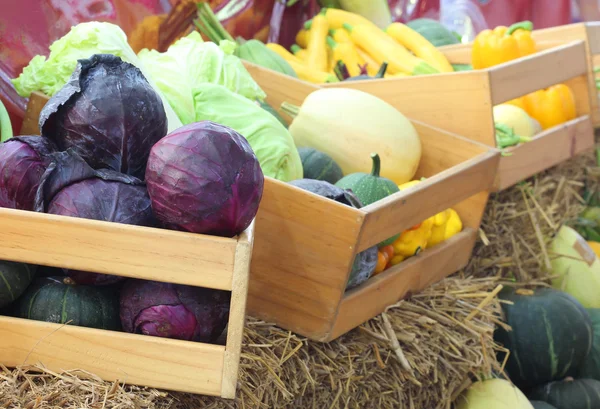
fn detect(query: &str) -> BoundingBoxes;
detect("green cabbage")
[11,22,183,132]
[193,83,302,182]
[137,32,266,124]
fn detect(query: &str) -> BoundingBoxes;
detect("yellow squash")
[306,12,329,72]
[323,7,378,30]
[385,23,453,73]
[327,36,362,76]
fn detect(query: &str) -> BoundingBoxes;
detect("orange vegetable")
[380,245,394,260]
[374,251,389,275]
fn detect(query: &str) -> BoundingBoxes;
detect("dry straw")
[1,146,597,409]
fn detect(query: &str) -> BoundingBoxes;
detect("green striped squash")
[298,147,344,184]
[528,378,600,409]
[494,287,593,390]
[530,402,557,409]
[0,261,36,308]
[579,308,600,380]
[11,277,121,331]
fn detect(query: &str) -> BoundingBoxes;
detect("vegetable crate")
[0,163,253,397]
[244,73,500,342]
[529,22,600,127]
[292,40,594,192]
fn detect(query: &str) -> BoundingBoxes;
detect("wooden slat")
[356,148,498,252]
[488,41,588,105]
[247,177,363,340]
[0,208,237,291]
[586,22,600,55]
[0,316,225,395]
[329,228,477,341]
[221,222,253,398]
[494,115,594,191]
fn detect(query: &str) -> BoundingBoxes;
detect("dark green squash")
[289,179,377,289]
[0,261,36,308]
[406,18,461,47]
[530,401,558,409]
[11,277,121,331]
[494,287,593,390]
[579,308,600,380]
[528,378,600,409]
[258,100,288,128]
[335,153,400,246]
[298,147,344,184]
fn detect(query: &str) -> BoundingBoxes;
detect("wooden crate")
[0,98,253,396]
[247,39,594,192]
[244,77,500,341]
[530,23,600,127]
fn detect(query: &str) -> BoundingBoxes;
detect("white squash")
[456,379,533,409]
[281,88,422,185]
[550,225,600,308]
[493,104,541,138]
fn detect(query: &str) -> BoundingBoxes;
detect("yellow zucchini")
[266,43,304,65]
[306,13,329,71]
[343,23,438,75]
[356,48,380,76]
[296,29,309,48]
[288,59,338,84]
[324,8,378,30]
[291,44,308,61]
[330,28,352,44]
[327,36,361,76]
[385,23,453,73]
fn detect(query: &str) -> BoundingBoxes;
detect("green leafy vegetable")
[11,22,182,133]
[192,83,302,182]
[137,31,266,124]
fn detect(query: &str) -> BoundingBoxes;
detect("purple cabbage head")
[34,150,155,285]
[145,121,264,238]
[0,136,56,210]
[38,54,168,180]
[120,279,231,343]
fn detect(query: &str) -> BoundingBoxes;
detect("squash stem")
[506,20,533,36]
[370,153,381,177]
[280,102,300,118]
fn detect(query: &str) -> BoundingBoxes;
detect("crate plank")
[0,208,237,291]
[0,316,225,395]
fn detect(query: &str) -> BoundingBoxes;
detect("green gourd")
[298,147,344,184]
[578,308,600,380]
[0,261,36,308]
[494,287,593,390]
[528,378,600,409]
[11,277,121,331]
[530,402,557,409]
[335,153,400,245]
[235,40,298,78]
[406,18,461,47]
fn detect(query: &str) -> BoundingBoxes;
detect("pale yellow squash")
[281,88,422,184]
[456,379,533,409]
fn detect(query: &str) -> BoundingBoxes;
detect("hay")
[1,145,598,409]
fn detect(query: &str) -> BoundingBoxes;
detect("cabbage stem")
[0,99,13,142]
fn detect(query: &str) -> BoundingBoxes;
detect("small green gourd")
[335,153,399,245]
[298,147,344,184]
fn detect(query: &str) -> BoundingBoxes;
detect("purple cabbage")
[120,279,231,343]
[145,121,264,238]
[38,54,167,180]
[0,136,56,210]
[34,150,154,285]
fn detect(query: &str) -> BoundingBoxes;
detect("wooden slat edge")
[494,115,594,191]
[586,22,600,55]
[328,228,477,341]
[221,221,254,399]
[0,316,225,395]
[489,41,588,105]
[355,150,498,251]
[0,208,237,291]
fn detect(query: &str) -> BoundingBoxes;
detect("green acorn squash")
[298,147,344,184]
[530,402,557,409]
[0,261,36,308]
[579,308,600,380]
[406,18,460,47]
[11,277,121,330]
[528,378,600,409]
[494,287,593,390]
[335,153,400,245]
[258,100,288,128]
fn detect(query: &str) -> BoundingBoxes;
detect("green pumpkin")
[494,287,593,390]
[406,18,461,47]
[579,308,600,380]
[298,147,344,184]
[11,277,121,331]
[335,153,400,246]
[528,378,600,409]
[258,100,288,128]
[530,402,557,409]
[0,261,36,308]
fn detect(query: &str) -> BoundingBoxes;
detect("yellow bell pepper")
[471,21,536,69]
[522,84,577,130]
[428,209,463,247]
[588,240,600,258]
[392,217,435,260]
